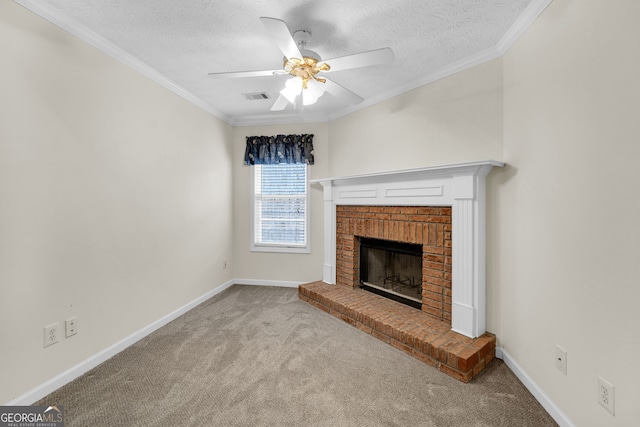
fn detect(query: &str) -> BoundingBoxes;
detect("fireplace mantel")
[311,160,504,338]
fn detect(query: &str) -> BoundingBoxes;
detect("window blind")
[254,163,307,247]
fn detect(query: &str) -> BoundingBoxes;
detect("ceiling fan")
[208,17,394,111]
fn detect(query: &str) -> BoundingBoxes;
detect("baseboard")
[7,279,235,406]
[233,278,303,288]
[7,282,581,423]
[496,347,575,427]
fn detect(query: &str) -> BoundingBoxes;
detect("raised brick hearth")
[299,281,496,382]
[306,162,504,381]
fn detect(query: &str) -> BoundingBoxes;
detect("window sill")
[251,244,310,254]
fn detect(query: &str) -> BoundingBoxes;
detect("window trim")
[250,164,310,254]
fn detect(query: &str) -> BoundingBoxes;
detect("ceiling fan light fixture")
[280,77,303,103]
[306,78,326,97]
[302,90,319,106]
[284,56,330,84]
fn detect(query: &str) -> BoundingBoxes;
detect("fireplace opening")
[359,237,422,309]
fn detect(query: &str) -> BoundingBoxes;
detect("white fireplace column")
[312,160,504,338]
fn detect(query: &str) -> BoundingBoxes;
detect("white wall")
[232,123,329,284]
[325,1,640,425]
[0,1,233,403]
[496,0,640,425]
[327,57,503,177]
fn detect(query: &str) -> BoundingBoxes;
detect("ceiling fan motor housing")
[293,30,312,49]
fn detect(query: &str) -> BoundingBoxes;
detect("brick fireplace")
[336,205,453,324]
[299,161,504,382]
[313,161,503,338]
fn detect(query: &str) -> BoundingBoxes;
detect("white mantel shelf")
[313,160,505,338]
[311,160,505,187]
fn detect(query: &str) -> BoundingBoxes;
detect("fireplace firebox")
[359,237,423,309]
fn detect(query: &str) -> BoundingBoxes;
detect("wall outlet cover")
[65,317,77,337]
[598,376,615,415]
[555,345,567,375]
[44,322,60,347]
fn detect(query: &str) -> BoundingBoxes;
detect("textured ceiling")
[16,0,550,125]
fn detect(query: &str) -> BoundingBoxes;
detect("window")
[252,163,309,253]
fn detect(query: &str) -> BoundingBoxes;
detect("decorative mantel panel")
[312,160,504,338]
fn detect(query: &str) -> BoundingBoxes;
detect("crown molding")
[13,0,234,125]
[230,111,331,127]
[14,0,553,128]
[497,0,554,54]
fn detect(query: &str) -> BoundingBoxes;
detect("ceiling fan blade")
[270,94,290,111]
[322,48,394,73]
[260,17,302,60]
[208,69,285,79]
[323,78,364,105]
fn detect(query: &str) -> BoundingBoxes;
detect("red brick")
[424,261,445,271]
[439,364,472,383]
[423,253,445,263]
[423,245,444,255]
[390,214,408,221]
[426,216,451,224]
[390,338,412,355]
[422,284,444,294]
[472,357,488,376]
[397,222,406,241]
[411,350,438,367]
[423,268,445,279]
[400,207,419,215]
[421,305,443,319]
[457,348,480,373]
[372,329,389,343]
[356,322,373,335]
[422,298,443,310]
[422,289,444,302]
[425,277,450,288]
[428,335,450,359]
[384,207,403,214]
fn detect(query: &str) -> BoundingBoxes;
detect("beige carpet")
[37,285,557,426]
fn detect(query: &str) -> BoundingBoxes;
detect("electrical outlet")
[44,322,60,347]
[65,317,77,337]
[555,345,567,375]
[598,376,615,415]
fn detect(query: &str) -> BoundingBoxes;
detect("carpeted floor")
[37,285,557,426]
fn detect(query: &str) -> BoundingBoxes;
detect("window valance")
[244,134,314,165]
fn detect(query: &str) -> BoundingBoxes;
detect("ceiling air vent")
[243,92,271,101]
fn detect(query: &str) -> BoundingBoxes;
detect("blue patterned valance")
[244,134,314,165]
